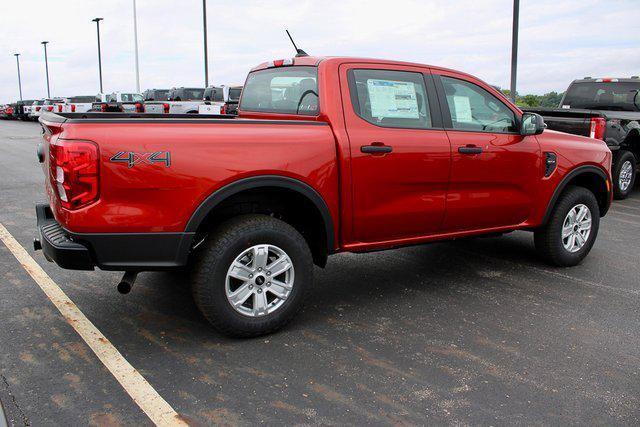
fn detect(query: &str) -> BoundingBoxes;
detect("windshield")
[228,88,242,101]
[240,66,319,115]
[562,81,640,111]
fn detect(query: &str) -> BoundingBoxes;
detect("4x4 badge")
[110,151,171,168]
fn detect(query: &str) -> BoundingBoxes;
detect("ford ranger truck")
[36,56,613,337]
[523,77,640,199]
[144,87,205,114]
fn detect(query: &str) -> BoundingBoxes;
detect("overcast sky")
[1,0,639,103]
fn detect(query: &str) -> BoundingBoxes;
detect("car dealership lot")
[1,120,639,425]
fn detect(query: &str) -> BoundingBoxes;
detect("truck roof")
[572,77,640,84]
[250,56,475,79]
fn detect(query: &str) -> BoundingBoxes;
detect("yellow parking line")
[0,223,187,427]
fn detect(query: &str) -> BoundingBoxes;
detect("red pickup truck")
[37,56,613,337]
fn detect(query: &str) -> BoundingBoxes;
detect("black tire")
[612,150,636,200]
[534,186,600,267]
[191,214,313,337]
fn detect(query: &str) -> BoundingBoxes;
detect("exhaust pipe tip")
[117,271,138,294]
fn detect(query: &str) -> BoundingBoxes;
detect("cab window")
[240,66,318,116]
[441,76,517,133]
[349,69,432,129]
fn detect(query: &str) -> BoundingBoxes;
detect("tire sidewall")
[193,216,313,334]
[613,151,636,199]
[550,188,600,265]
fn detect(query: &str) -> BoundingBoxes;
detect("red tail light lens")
[589,117,606,140]
[47,106,54,111]
[135,102,143,113]
[163,103,170,114]
[220,104,226,115]
[57,105,63,112]
[49,139,100,210]
[36,106,41,111]
[71,104,76,112]
[100,103,107,112]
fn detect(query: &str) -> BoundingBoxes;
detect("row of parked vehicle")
[0,84,243,120]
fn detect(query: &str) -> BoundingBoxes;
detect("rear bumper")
[36,204,195,271]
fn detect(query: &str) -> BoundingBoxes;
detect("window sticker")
[367,79,419,119]
[453,95,473,123]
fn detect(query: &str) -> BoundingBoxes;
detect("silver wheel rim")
[225,244,294,317]
[562,204,592,253]
[619,160,633,192]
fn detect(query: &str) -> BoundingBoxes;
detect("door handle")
[361,144,393,154]
[458,145,483,154]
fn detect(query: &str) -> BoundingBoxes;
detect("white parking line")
[0,223,187,427]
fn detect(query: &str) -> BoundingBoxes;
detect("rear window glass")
[147,90,168,101]
[69,96,95,103]
[179,89,204,100]
[240,66,318,115]
[120,93,143,102]
[228,88,242,101]
[563,82,640,111]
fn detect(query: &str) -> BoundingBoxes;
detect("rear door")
[433,71,541,231]
[340,63,451,243]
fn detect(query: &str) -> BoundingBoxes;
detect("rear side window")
[440,76,517,133]
[228,88,242,101]
[350,69,432,129]
[240,66,318,116]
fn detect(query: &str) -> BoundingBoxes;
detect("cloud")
[1,0,639,103]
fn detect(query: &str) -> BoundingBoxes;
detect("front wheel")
[534,186,600,267]
[191,215,313,337]
[613,150,636,200]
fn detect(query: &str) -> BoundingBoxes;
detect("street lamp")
[132,0,140,92]
[41,41,51,98]
[92,18,104,93]
[509,0,520,103]
[202,0,209,87]
[14,53,23,101]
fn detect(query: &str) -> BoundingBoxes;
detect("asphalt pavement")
[0,119,639,426]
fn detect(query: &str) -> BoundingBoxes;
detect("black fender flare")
[542,165,611,224]
[185,175,335,252]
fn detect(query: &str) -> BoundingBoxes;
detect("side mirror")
[520,112,545,136]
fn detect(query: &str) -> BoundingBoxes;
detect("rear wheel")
[613,150,636,200]
[534,186,600,267]
[191,215,313,337]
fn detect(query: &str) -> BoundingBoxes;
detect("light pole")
[92,18,104,93]
[202,0,209,87]
[41,41,51,98]
[132,0,140,92]
[14,53,23,101]
[509,0,519,103]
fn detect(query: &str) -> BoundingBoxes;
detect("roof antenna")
[286,29,309,57]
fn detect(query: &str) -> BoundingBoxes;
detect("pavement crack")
[1,373,30,426]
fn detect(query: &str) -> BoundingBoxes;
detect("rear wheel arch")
[621,129,640,161]
[542,166,610,225]
[185,176,336,266]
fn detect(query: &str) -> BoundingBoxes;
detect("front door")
[341,64,451,243]
[434,73,541,232]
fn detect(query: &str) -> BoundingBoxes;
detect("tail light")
[220,104,226,115]
[49,139,100,210]
[135,102,143,113]
[47,106,54,111]
[57,105,63,112]
[100,103,107,112]
[36,106,41,111]
[71,104,76,112]
[589,117,606,140]
[163,103,170,114]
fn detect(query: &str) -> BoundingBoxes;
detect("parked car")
[523,77,640,199]
[57,96,96,114]
[15,99,37,120]
[143,87,204,114]
[199,85,242,115]
[142,89,170,101]
[0,104,13,119]
[28,100,44,121]
[36,56,613,337]
[92,92,144,113]
[31,98,63,120]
